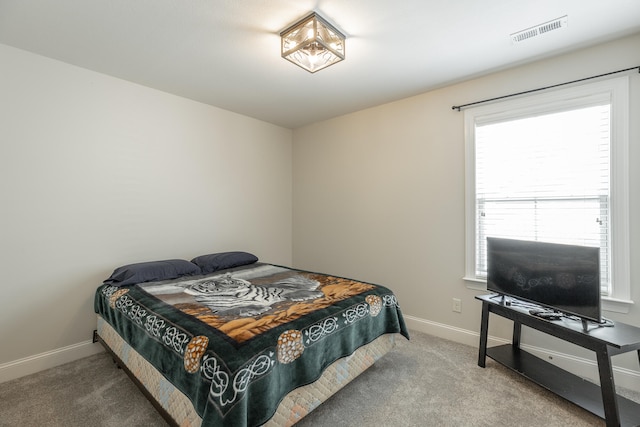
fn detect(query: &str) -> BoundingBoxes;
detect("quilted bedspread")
[94,263,409,427]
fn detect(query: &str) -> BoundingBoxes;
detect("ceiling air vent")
[511,15,568,44]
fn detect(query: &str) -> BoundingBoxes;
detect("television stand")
[476,294,640,427]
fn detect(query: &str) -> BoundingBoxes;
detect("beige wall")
[293,33,640,379]
[2,32,639,386]
[0,43,293,374]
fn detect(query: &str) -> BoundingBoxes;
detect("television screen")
[486,238,601,323]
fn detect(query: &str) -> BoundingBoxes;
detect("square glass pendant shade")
[280,12,345,73]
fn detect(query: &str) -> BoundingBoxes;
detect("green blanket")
[94,263,409,426]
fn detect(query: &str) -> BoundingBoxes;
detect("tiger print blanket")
[94,263,409,427]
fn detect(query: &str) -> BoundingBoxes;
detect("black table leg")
[596,346,620,427]
[513,321,522,349]
[478,302,490,368]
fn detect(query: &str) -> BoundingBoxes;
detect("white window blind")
[464,76,630,307]
[474,105,610,292]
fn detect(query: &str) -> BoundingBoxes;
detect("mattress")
[95,262,408,426]
[97,316,398,426]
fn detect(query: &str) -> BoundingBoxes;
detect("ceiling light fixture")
[280,12,345,73]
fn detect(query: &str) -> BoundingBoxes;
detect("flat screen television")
[486,237,602,324]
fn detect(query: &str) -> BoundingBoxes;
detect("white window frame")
[463,76,631,313]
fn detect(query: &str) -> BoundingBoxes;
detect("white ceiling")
[1,0,639,128]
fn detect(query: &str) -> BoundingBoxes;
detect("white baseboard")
[3,316,639,394]
[0,340,104,384]
[404,314,509,348]
[403,314,640,393]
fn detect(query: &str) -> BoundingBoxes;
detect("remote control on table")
[529,309,561,320]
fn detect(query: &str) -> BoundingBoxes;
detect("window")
[464,76,630,310]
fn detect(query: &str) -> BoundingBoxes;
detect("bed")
[94,252,409,427]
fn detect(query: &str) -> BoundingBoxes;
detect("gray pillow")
[104,259,201,286]
[190,251,258,275]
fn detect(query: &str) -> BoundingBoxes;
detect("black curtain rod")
[451,66,640,111]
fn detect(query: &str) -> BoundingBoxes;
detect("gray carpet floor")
[1,330,637,426]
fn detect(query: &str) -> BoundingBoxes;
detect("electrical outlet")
[452,298,462,313]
